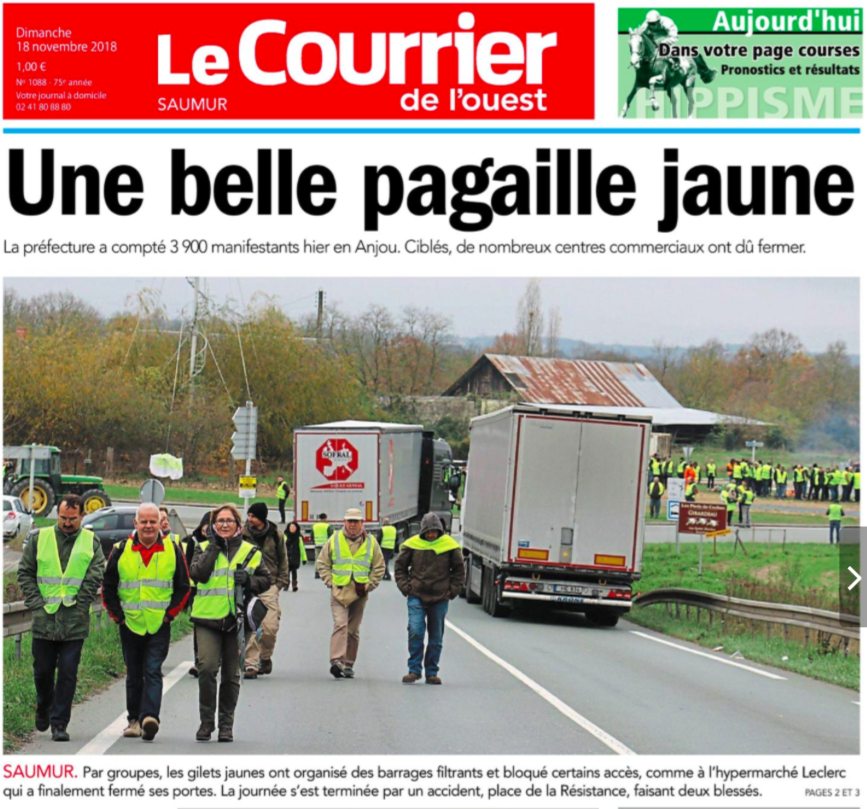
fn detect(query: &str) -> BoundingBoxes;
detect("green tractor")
[3,446,112,517]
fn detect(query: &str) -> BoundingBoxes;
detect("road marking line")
[77,660,193,756]
[630,631,787,680]
[854,702,860,706]
[445,620,634,755]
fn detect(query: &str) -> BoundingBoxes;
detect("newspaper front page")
[0,1,863,808]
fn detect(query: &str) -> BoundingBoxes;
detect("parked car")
[23,505,138,560]
[3,495,34,543]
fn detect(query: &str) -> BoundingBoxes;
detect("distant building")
[442,354,762,443]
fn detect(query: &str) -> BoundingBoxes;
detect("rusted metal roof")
[472,355,682,407]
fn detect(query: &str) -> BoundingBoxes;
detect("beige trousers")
[244,585,281,667]
[329,595,367,665]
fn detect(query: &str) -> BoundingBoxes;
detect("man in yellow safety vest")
[276,476,291,524]
[315,508,385,679]
[312,513,332,580]
[395,513,464,685]
[102,503,190,741]
[16,494,105,742]
[379,518,397,581]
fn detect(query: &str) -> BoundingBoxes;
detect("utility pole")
[189,277,200,386]
[316,288,325,341]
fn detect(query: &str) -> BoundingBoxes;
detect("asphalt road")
[16,571,859,756]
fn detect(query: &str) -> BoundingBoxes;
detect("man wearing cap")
[102,503,191,741]
[17,494,105,742]
[315,508,385,679]
[242,502,289,678]
[395,513,464,685]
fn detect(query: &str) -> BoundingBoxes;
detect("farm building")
[442,354,761,443]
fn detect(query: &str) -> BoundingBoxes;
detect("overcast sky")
[4,276,858,352]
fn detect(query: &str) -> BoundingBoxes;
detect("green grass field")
[3,613,192,752]
[104,483,290,508]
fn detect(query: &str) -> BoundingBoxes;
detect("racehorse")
[620,29,698,118]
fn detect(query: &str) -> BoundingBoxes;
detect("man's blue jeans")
[829,520,842,544]
[120,622,171,722]
[407,597,449,677]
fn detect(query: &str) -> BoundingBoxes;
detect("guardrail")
[634,587,860,646]
[3,600,106,659]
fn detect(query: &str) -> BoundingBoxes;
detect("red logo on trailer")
[316,439,359,481]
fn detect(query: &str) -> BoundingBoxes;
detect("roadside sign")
[745,441,764,448]
[683,446,694,460]
[239,475,257,498]
[667,501,680,521]
[706,528,731,538]
[140,479,166,506]
[232,402,258,461]
[678,503,728,535]
[668,478,685,502]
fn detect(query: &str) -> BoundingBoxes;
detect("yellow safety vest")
[191,540,262,621]
[116,539,177,635]
[330,531,373,585]
[380,525,397,550]
[312,522,331,546]
[402,535,460,554]
[36,527,95,614]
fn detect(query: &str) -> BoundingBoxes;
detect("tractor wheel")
[81,489,112,514]
[11,480,56,518]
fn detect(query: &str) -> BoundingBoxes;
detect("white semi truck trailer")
[294,421,454,556]
[461,404,651,626]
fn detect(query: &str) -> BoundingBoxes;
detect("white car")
[3,495,33,543]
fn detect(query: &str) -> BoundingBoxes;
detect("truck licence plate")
[552,584,588,595]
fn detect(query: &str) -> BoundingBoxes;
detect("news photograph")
[2,276,860,757]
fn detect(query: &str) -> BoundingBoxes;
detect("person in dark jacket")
[102,503,190,741]
[242,503,288,678]
[283,520,306,592]
[189,504,271,742]
[17,494,105,741]
[394,513,464,685]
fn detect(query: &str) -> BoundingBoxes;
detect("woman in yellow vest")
[102,503,190,741]
[189,504,271,742]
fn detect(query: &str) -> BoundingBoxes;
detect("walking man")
[827,502,844,544]
[102,503,190,741]
[17,495,105,741]
[242,503,289,678]
[379,518,397,581]
[316,508,385,679]
[275,476,290,524]
[395,513,464,685]
[648,476,665,518]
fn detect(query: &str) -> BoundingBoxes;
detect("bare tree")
[545,306,562,358]
[516,279,545,356]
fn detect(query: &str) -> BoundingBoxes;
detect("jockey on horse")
[636,10,716,85]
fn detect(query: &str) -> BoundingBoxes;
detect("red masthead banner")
[4,3,594,120]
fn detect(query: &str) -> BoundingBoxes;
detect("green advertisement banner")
[617,7,862,118]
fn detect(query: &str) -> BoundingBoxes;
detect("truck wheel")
[465,556,481,605]
[584,608,620,628]
[489,568,511,619]
[81,489,112,514]
[481,567,493,615]
[11,480,55,518]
